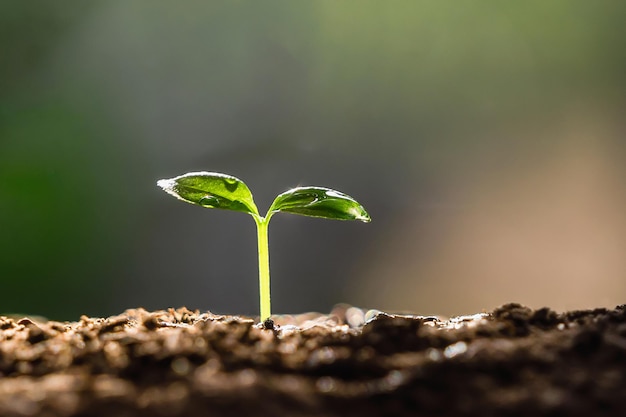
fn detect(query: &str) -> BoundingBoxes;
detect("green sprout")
[157,171,370,321]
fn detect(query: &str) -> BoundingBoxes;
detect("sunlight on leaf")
[157,172,259,216]
[268,187,370,222]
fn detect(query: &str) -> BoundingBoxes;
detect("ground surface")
[0,303,625,417]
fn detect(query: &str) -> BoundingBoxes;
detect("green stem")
[255,217,271,321]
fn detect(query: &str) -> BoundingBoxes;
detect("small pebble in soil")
[443,341,468,358]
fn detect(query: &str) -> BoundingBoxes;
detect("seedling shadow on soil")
[1,303,625,417]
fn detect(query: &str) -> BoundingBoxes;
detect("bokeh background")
[1,1,625,320]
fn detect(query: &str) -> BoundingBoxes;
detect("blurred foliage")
[0,1,624,319]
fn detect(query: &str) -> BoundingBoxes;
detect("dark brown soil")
[1,303,625,417]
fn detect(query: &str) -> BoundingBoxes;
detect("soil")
[1,303,625,417]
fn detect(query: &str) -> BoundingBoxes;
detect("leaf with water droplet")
[268,187,370,222]
[157,172,259,216]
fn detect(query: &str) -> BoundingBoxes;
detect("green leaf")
[268,187,370,222]
[157,172,259,216]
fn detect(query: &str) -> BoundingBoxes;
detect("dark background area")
[1,1,625,320]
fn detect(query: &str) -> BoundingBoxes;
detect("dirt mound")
[1,303,625,416]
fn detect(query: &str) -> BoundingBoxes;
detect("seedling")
[157,171,370,321]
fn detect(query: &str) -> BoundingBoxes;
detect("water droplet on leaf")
[199,195,220,208]
[223,177,239,192]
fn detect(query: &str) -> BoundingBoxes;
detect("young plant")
[157,171,370,321]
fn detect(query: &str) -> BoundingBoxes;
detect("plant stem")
[255,217,271,321]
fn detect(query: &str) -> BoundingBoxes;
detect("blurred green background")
[1,1,625,320]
